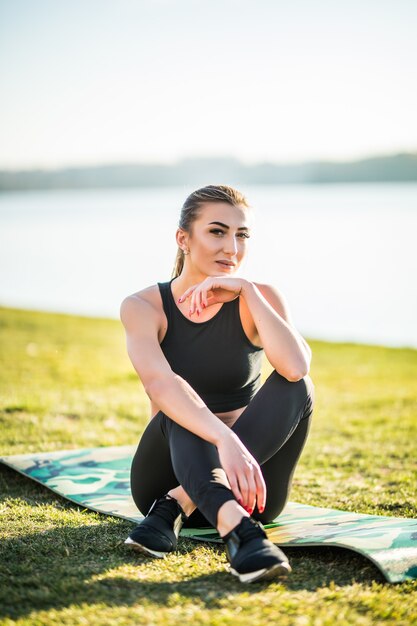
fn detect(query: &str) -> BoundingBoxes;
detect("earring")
[183,248,189,255]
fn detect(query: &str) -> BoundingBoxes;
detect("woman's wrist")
[211,421,235,447]
[239,279,255,300]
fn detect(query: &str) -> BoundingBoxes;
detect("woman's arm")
[181,276,312,382]
[242,281,311,381]
[120,295,230,447]
[120,293,267,510]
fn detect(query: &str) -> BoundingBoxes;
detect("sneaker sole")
[124,536,170,559]
[230,560,292,583]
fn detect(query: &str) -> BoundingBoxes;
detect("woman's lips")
[216,261,235,268]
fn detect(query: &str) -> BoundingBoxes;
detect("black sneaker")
[124,494,189,559]
[222,516,291,583]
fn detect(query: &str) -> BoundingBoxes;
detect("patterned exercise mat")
[1,445,416,584]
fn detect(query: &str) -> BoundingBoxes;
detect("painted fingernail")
[189,309,192,317]
[197,310,200,316]
[202,303,206,308]
[178,297,182,303]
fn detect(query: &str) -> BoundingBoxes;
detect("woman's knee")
[299,373,315,420]
[301,373,315,400]
[287,371,314,400]
[267,369,315,409]
[129,411,178,515]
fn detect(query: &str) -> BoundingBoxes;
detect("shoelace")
[235,518,268,544]
[148,496,184,525]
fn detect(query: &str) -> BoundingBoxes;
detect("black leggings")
[130,369,315,529]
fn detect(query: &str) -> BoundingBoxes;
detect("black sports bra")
[157,278,264,413]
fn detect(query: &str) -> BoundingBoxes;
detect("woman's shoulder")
[124,284,161,305]
[250,281,294,325]
[119,283,165,327]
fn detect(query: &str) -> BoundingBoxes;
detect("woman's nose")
[223,236,238,255]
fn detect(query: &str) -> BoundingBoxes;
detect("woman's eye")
[209,229,250,239]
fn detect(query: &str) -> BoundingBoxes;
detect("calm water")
[1,184,416,348]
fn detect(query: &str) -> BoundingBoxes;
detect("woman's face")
[179,201,251,277]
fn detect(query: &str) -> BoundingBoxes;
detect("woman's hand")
[178,276,247,316]
[216,430,266,514]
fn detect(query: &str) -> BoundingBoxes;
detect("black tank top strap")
[157,280,174,320]
[230,292,264,351]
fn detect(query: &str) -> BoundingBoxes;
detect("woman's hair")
[171,184,250,278]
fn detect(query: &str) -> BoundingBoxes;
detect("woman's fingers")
[239,461,266,513]
[178,275,241,311]
[190,289,200,316]
[182,286,204,316]
[201,289,209,309]
[238,474,250,508]
[254,467,267,513]
[195,290,204,315]
[216,434,265,514]
[186,288,212,316]
[232,460,262,513]
[227,474,243,504]
[189,290,197,316]
[244,468,257,512]
[178,286,193,301]
[178,287,194,310]
[229,470,255,511]
[204,294,217,308]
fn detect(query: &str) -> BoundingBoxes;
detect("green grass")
[0,305,416,625]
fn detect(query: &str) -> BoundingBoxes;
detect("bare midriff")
[149,402,247,430]
[214,406,247,429]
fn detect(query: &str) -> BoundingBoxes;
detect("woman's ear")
[176,228,189,250]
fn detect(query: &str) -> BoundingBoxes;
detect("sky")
[0,0,416,169]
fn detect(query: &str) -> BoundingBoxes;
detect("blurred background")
[1,0,416,347]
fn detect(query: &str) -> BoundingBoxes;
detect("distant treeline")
[1,153,416,190]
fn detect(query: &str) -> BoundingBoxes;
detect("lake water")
[1,184,416,349]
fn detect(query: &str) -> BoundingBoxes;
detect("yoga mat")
[1,445,416,584]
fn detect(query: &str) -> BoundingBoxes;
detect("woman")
[120,185,315,583]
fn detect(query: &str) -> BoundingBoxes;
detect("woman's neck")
[172,270,208,292]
